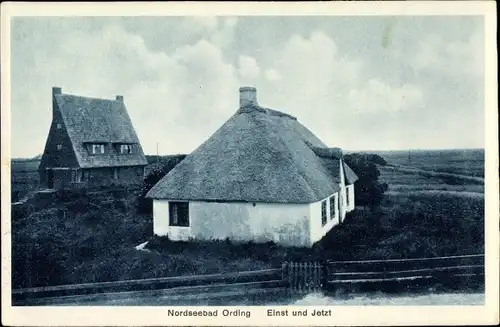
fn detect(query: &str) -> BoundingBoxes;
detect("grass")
[375,149,484,177]
[378,165,484,194]
[11,160,40,202]
[10,150,485,290]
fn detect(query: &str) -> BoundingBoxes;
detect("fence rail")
[12,268,283,302]
[325,254,484,288]
[12,254,484,304]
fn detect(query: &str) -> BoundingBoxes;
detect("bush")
[137,155,186,214]
[344,153,388,209]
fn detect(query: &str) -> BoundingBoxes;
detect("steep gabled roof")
[55,93,148,168]
[147,103,358,204]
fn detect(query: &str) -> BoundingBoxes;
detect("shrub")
[344,153,388,209]
[137,155,186,214]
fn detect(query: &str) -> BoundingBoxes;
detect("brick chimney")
[116,95,124,102]
[239,86,257,107]
[52,87,62,96]
[52,87,61,118]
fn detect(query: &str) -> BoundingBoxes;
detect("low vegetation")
[11,159,40,202]
[10,151,484,290]
[376,149,484,177]
[344,153,388,209]
[137,154,186,213]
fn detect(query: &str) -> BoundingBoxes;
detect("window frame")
[56,144,63,151]
[120,144,133,154]
[56,123,62,129]
[169,202,190,227]
[91,143,106,155]
[321,200,328,226]
[329,195,337,220]
[71,169,85,183]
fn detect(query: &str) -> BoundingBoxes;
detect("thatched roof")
[147,102,358,204]
[55,93,148,168]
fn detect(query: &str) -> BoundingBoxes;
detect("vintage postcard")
[1,1,498,326]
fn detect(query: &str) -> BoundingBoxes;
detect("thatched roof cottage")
[39,87,147,190]
[147,87,358,247]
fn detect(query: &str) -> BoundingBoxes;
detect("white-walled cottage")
[146,87,358,247]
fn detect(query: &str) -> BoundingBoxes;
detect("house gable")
[39,95,79,170]
[51,88,148,168]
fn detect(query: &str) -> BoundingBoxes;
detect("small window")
[169,202,189,227]
[92,144,105,154]
[329,195,336,220]
[120,144,132,154]
[72,169,85,183]
[56,144,62,150]
[56,123,62,129]
[346,187,350,207]
[113,167,119,179]
[321,200,327,226]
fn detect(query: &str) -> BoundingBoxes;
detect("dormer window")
[120,144,133,154]
[92,144,105,154]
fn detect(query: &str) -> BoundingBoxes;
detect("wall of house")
[41,166,144,190]
[39,98,79,172]
[84,166,144,187]
[309,192,340,245]
[346,184,355,212]
[153,200,311,247]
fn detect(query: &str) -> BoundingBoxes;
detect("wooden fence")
[12,268,284,305]
[12,254,484,304]
[281,262,324,293]
[282,254,484,292]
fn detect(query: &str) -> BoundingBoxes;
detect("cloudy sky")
[10,15,484,158]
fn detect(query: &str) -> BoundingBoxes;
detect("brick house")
[38,87,148,189]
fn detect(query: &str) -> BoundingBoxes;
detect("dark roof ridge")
[57,93,121,103]
[236,103,297,120]
[306,141,344,159]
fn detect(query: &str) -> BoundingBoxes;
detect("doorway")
[47,169,54,189]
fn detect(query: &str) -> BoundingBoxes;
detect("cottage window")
[346,187,350,207]
[92,144,105,154]
[72,169,86,183]
[56,123,62,129]
[56,144,63,150]
[321,200,327,226]
[169,202,189,227]
[120,144,133,154]
[329,195,336,220]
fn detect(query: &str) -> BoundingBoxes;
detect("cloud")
[265,68,281,81]
[179,16,218,36]
[11,22,239,156]
[10,17,485,157]
[348,79,424,113]
[411,31,484,78]
[209,17,238,49]
[238,55,260,80]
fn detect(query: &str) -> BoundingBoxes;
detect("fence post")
[321,261,328,289]
[308,262,313,292]
[282,262,288,288]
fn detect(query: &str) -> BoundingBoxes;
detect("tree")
[344,153,388,210]
[137,155,186,214]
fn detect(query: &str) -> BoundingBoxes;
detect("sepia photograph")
[1,1,498,326]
